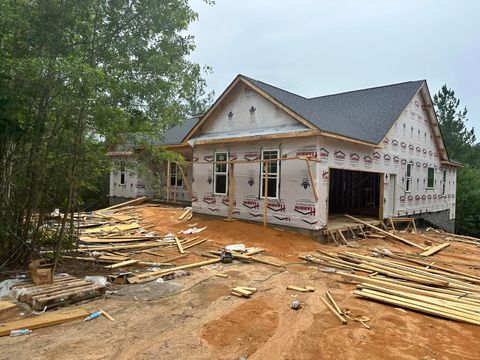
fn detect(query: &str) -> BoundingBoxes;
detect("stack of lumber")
[13,275,106,311]
[301,249,480,326]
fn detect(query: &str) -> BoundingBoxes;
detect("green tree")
[433,85,476,164]
[0,0,212,268]
[434,85,480,236]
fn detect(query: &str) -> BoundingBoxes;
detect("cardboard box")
[28,260,53,285]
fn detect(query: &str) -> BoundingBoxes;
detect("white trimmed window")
[214,152,228,195]
[427,167,434,189]
[120,161,126,186]
[169,162,183,187]
[442,170,447,196]
[405,162,412,193]
[260,149,280,199]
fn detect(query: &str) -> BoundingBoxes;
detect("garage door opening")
[328,168,381,218]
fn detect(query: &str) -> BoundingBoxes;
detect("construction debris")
[231,286,257,298]
[13,275,106,311]
[0,308,90,336]
[301,247,480,326]
[420,242,451,257]
[286,286,315,292]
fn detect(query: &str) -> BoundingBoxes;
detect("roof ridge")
[307,80,425,100]
[240,75,308,100]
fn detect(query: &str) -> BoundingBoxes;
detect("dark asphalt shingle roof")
[243,76,424,144]
[161,117,200,145]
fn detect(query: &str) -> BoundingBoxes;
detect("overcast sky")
[188,0,480,136]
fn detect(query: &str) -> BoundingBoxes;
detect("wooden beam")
[0,308,90,336]
[177,165,192,198]
[305,159,318,202]
[173,163,177,204]
[378,173,385,219]
[98,196,147,212]
[344,214,426,250]
[104,259,139,269]
[193,130,322,145]
[263,160,269,227]
[174,236,185,254]
[166,160,171,203]
[228,163,235,221]
[420,242,450,257]
[320,297,347,325]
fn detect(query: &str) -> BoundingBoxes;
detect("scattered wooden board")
[0,308,90,336]
[104,259,139,269]
[0,301,17,314]
[420,242,450,257]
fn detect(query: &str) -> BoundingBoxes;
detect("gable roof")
[161,117,200,145]
[243,76,425,145]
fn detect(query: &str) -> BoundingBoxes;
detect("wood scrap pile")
[61,198,208,272]
[301,248,480,326]
[12,275,106,311]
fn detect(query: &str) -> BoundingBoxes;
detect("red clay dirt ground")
[1,206,480,359]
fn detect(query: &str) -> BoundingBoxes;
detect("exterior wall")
[192,138,322,230]
[189,84,458,231]
[109,156,151,199]
[109,151,194,203]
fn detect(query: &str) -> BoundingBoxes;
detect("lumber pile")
[12,275,106,311]
[301,248,480,326]
[60,198,209,273]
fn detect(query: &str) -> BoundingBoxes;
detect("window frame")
[213,151,228,195]
[442,170,447,196]
[405,162,412,193]
[169,162,183,188]
[119,161,126,186]
[260,149,280,199]
[427,167,434,189]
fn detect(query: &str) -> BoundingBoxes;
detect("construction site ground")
[1,206,480,360]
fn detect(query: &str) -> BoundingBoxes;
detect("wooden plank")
[354,289,480,326]
[98,308,115,322]
[177,207,192,221]
[420,242,450,257]
[166,159,171,202]
[0,308,90,336]
[210,251,282,267]
[286,286,309,292]
[263,160,268,227]
[0,301,16,314]
[177,165,192,198]
[104,259,139,269]
[174,236,185,254]
[326,291,343,315]
[227,163,235,221]
[344,214,426,250]
[305,159,318,202]
[183,238,208,250]
[134,258,221,281]
[97,196,147,212]
[320,297,347,325]
[343,274,480,307]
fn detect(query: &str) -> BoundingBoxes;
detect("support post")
[228,163,235,221]
[173,162,177,204]
[166,159,171,203]
[178,164,192,198]
[263,160,269,227]
[305,159,318,202]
